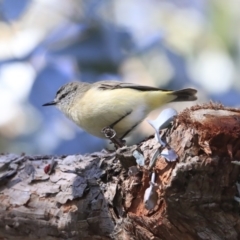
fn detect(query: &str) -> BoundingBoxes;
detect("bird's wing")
[96,81,172,92]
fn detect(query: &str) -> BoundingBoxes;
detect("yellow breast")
[68,86,175,138]
[68,88,148,138]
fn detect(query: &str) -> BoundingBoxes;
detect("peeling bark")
[0,103,240,240]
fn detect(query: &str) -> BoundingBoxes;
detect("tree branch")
[0,103,240,240]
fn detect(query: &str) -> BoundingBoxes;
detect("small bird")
[43,81,197,139]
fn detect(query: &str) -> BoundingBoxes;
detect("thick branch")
[0,103,240,240]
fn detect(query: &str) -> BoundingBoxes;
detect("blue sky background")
[0,0,239,155]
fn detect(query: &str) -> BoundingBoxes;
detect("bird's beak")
[42,101,57,106]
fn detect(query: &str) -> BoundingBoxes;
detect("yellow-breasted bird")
[43,81,197,139]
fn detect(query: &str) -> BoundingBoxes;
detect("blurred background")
[0,0,239,155]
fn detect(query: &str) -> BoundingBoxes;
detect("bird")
[43,81,197,139]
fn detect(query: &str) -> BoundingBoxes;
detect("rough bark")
[0,103,240,240]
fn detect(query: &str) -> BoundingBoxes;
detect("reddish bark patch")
[125,103,240,239]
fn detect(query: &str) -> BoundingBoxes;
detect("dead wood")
[0,102,240,240]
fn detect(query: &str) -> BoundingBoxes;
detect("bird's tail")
[144,87,197,111]
[170,88,197,102]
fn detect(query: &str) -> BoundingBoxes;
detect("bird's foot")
[102,127,126,148]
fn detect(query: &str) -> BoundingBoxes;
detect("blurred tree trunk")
[0,103,240,240]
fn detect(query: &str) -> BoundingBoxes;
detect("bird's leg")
[102,127,125,148]
[102,111,132,148]
[109,110,132,128]
[120,121,141,140]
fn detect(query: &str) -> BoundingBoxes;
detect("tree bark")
[0,103,240,240]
